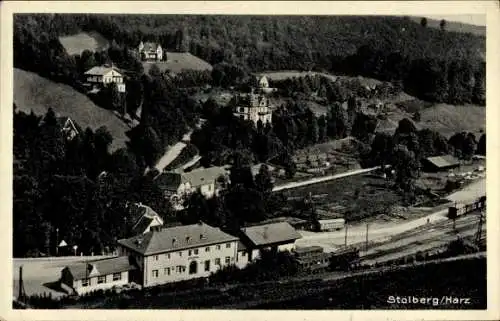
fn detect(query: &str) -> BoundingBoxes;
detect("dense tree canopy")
[14,14,485,105]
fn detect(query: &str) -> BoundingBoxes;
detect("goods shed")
[421,155,460,172]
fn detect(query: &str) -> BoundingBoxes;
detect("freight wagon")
[314,218,345,232]
[293,246,360,274]
[448,196,486,219]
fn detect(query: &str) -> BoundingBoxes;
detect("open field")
[59,32,110,56]
[282,172,404,222]
[419,104,485,137]
[143,52,213,74]
[13,256,114,299]
[258,70,338,82]
[374,104,485,137]
[259,70,384,90]
[14,68,130,152]
[409,16,486,37]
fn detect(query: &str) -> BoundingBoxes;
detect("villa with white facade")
[233,91,273,126]
[84,65,126,93]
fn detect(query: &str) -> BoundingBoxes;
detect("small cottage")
[60,256,136,295]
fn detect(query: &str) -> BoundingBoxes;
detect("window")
[216,245,221,250]
[152,270,159,278]
[179,251,182,257]
[176,265,185,273]
[155,255,159,261]
[167,253,171,259]
[82,278,90,287]
[164,267,170,275]
[194,249,199,255]
[205,246,210,252]
[98,276,106,284]
[188,250,192,256]
[112,273,122,281]
[225,256,231,264]
[204,260,210,271]
[226,243,231,248]
[242,251,247,257]
[215,258,221,265]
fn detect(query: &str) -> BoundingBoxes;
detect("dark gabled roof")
[241,222,302,247]
[64,256,136,280]
[127,203,162,224]
[424,155,460,168]
[118,222,239,256]
[132,216,155,235]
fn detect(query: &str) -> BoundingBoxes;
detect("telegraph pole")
[365,223,369,252]
[56,228,59,256]
[344,224,348,247]
[18,265,26,302]
[475,209,484,245]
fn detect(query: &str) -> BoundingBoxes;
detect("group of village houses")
[60,158,347,295]
[56,41,480,296]
[57,40,275,146]
[56,41,299,296]
[60,204,304,295]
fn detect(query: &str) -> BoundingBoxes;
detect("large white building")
[233,91,273,126]
[84,65,126,93]
[59,221,304,295]
[138,41,163,61]
[117,222,239,287]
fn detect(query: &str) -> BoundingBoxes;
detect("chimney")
[263,226,269,240]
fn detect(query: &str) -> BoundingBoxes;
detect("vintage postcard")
[1,1,499,321]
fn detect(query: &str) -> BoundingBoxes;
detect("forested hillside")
[14,14,485,105]
[12,13,486,258]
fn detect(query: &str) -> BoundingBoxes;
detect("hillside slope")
[143,52,213,74]
[14,68,130,152]
[409,16,486,37]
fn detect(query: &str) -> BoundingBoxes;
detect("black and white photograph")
[2,1,499,318]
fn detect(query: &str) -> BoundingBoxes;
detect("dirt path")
[272,166,381,192]
[154,142,186,172]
